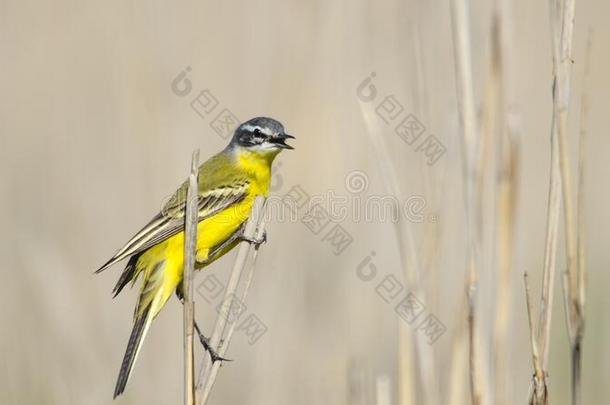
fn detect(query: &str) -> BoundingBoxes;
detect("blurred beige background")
[1,0,609,404]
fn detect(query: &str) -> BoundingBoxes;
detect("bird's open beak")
[272,133,295,149]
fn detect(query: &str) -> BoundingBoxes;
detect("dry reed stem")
[449,0,490,403]
[412,21,446,402]
[563,26,592,405]
[411,23,445,386]
[524,273,547,405]
[375,374,392,405]
[397,323,416,405]
[183,149,199,405]
[549,0,584,404]
[481,19,500,404]
[527,115,560,403]
[551,0,580,340]
[576,30,593,322]
[448,298,469,405]
[576,29,592,325]
[536,116,560,386]
[487,5,520,404]
[195,196,267,405]
[525,0,573,400]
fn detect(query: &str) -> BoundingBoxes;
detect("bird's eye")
[253,128,262,136]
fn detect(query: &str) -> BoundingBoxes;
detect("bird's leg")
[177,293,231,363]
[238,229,267,248]
[193,321,231,363]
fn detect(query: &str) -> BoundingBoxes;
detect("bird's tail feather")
[112,255,141,298]
[113,303,153,398]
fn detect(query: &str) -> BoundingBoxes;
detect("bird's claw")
[194,324,231,363]
[240,230,267,248]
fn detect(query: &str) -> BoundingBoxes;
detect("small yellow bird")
[95,117,293,398]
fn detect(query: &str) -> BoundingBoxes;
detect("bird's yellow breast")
[194,149,273,258]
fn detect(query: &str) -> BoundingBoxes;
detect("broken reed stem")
[552,0,578,304]
[183,149,200,405]
[195,196,267,405]
[569,28,592,405]
[449,0,489,403]
[561,26,592,405]
[525,0,574,400]
[524,273,547,405]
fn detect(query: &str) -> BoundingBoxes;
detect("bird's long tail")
[113,258,172,398]
[113,302,154,398]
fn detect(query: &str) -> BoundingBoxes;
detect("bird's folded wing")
[96,179,250,273]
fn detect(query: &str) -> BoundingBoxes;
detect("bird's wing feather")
[96,153,250,273]
[137,181,249,252]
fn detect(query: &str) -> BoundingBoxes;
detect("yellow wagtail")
[95,117,294,398]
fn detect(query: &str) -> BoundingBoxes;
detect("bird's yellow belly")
[137,195,254,303]
[158,195,254,264]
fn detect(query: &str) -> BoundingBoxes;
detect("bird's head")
[229,117,294,159]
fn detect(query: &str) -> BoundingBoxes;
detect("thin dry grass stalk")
[563,26,592,405]
[449,0,490,403]
[183,149,200,405]
[523,0,574,400]
[525,1,579,401]
[487,3,520,403]
[575,28,592,336]
[549,0,585,404]
[524,273,547,405]
[448,299,469,405]
[560,29,592,404]
[533,117,560,402]
[195,196,267,405]
[481,0,519,404]
[526,108,563,404]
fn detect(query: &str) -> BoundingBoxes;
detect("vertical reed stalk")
[449,0,489,403]
[183,150,200,405]
[524,272,547,405]
[549,0,585,404]
[488,2,520,404]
